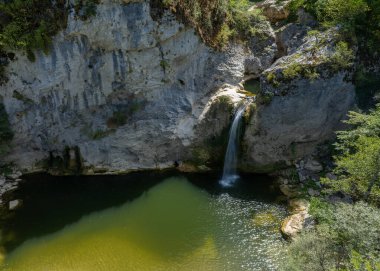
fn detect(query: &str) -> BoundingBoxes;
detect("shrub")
[354,69,380,109]
[151,0,268,50]
[107,111,127,128]
[284,202,380,271]
[0,102,13,143]
[74,0,100,20]
[321,105,380,205]
[0,0,68,60]
[315,0,368,30]
[289,0,380,55]
[329,41,354,71]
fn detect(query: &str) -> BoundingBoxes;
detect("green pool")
[0,172,287,271]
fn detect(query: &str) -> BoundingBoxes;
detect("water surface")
[0,172,287,271]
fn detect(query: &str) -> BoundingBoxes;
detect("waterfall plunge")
[220,101,250,188]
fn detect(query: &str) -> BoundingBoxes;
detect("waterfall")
[220,101,250,188]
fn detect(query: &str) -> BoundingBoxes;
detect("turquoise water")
[0,173,287,271]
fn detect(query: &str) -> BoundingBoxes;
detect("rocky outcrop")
[241,29,356,172]
[0,1,357,175]
[254,0,291,23]
[0,0,276,174]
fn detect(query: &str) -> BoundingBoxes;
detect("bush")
[151,0,268,50]
[74,0,100,20]
[284,202,380,271]
[315,0,368,31]
[0,0,68,60]
[329,41,354,71]
[289,0,380,55]
[321,105,380,205]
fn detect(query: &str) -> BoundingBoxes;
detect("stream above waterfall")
[0,172,287,271]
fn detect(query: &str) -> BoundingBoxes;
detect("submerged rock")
[8,199,21,211]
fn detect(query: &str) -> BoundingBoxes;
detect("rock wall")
[241,28,356,172]
[0,0,356,174]
[0,0,275,173]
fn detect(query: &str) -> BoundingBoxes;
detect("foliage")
[0,102,13,156]
[12,90,33,104]
[329,41,354,71]
[282,62,320,80]
[309,197,334,223]
[321,105,380,205]
[0,0,68,61]
[284,202,380,271]
[107,111,127,128]
[152,0,268,50]
[192,148,211,165]
[354,69,380,110]
[289,0,380,55]
[266,72,280,87]
[315,0,368,31]
[74,0,100,20]
[0,102,13,143]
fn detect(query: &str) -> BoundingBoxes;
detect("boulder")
[255,0,291,22]
[304,158,323,172]
[281,211,310,239]
[9,199,21,211]
[279,184,300,198]
[281,198,313,239]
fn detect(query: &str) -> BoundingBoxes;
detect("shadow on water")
[2,171,280,253]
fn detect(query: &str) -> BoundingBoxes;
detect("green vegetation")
[289,0,380,55]
[354,69,380,110]
[107,111,127,128]
[329,41,354,71]
[0,102,13,155]
[265,38,353,87]
[151,0,268,49]
[106,102,144,128]
[285,105,380,270]
[321,105,380,205]
[284,201,380,271]
[74,0,100,20]
[0,0,68,61]
[12,90,34,105]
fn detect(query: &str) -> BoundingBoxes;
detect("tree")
[283,202,380,271]
[322,105,380,205]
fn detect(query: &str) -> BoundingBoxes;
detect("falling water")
[220,101,251,187]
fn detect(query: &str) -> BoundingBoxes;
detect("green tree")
[322,105,380,204]
[283,202,380,271]
[315,0,369,31]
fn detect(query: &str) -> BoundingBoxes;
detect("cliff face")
[0,0,355,174]
[241,27,356,171]
[0,0,273,173]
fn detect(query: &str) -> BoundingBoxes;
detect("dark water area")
[0,171,287,271]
